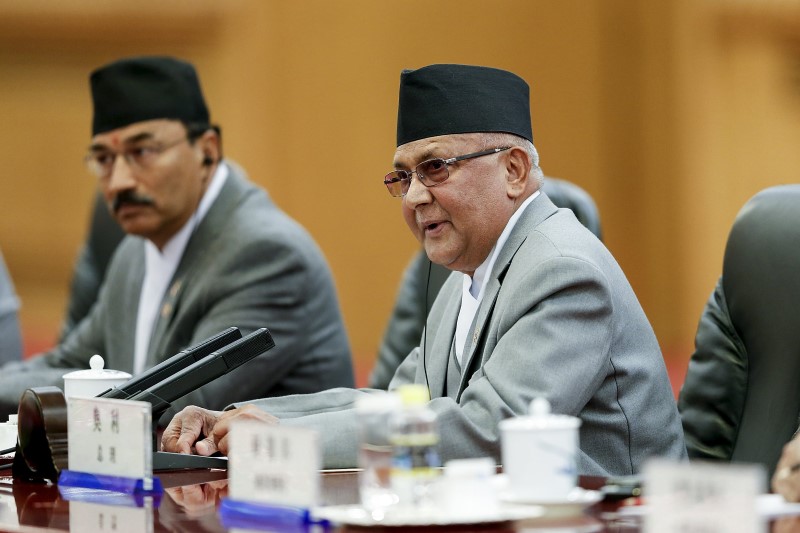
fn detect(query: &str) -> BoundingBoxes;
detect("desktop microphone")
[128,328,275,417]
[99,327,242,400]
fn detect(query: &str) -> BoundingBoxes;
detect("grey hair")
[478,132,544,187]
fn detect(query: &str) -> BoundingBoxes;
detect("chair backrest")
[540,176,603,241]
[61,192,125,340]
[679,184,800,476]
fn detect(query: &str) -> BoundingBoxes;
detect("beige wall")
[1,0,799,385]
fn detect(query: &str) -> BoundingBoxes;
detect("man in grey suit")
[0,56,354,420]
[163,64,685,475]
[0,250,22,365]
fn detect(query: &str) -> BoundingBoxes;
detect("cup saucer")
[499,487,603,516]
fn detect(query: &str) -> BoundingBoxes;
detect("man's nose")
[106,156,137,193]
[402,175,432,209]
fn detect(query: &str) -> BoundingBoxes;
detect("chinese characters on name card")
[67,397,153,486]
[229,421,320,508]
[644,459,765,533]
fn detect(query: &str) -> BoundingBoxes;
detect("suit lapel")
[425,279,461,399]
[113,244,146,373]
[146,163,251,364]
[454,193,559,397]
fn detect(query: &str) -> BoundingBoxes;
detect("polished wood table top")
[2,457,796,532]
[0,457,622,533]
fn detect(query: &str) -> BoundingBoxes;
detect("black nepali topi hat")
[90,56,210,135]
[396,64,533,147]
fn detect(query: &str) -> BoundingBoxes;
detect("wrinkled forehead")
[89,118,185,150]
[393,133,480,169]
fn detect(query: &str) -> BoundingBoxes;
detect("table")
[2,458,795,532]
[0,456,624,533]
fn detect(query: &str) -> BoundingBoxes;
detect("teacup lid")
[499,397,581,430]
[62,355,132,381]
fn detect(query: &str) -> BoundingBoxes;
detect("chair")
[0,250,23,364]
[60,192,125,340]
[678,185,800,477]
[368,176,604,389]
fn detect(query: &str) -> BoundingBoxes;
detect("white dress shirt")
[454,190,539,364]
[132,163,229,374]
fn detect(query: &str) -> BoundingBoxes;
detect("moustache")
[112,190,155,213]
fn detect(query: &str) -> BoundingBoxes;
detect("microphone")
[128,328,275,418]
[99,327,242,400]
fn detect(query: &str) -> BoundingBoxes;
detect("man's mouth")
[420,220,446,234]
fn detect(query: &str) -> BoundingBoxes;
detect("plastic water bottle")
[389,384,441,509]
[356,393,401,510]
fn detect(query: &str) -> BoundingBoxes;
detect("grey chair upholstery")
[60,192,125,340]
[0,250,23,364]
[678,185,800,477]
[368,176,604,389]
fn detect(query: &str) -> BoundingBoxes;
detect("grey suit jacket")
[368,177,604,390]
[0,250,22,365]
[243,193,686,475]
[0,162,354,420]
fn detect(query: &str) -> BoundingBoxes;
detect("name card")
[0,491,19,529]
[69,499,154,533]
[643,459,765,533]
[67,397,154,489]
[228,421,320,508]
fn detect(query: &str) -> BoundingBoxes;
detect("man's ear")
[505,146,531,198]
[196,129,221,168]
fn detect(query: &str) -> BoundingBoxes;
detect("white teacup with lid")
[0,414,18,451]
[62,354,132,400]
[499,397,581,503]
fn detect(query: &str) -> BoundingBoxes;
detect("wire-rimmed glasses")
[85,137,189,180]
[383,146,510,197]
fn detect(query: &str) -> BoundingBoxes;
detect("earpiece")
[202,156,214,167]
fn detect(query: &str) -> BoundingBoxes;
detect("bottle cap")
[354,392,401,412]
[396,384,430,406]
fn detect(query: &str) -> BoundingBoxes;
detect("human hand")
[161,406,224,456]
[772,436,800,502]
[161,404,279,457]
[774,515,800,533]
[165,479,229,517]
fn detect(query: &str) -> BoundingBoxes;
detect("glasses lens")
[384,172,411,197]
[416,159,449,185]
[86,152,114,178]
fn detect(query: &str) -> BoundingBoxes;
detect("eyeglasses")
[85,137,189,180]
[383,146,511,197]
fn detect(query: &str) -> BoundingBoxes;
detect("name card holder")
[219,422,323,529]
[65,497,156,533]
[58,397,162,496]
[643,459,765,533]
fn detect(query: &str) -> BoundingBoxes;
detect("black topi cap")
[396,64,533,147]
[90,56,210,135]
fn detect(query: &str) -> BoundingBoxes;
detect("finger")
[216,432,230,456]
[161,419,185,453]
[172,409,210,454]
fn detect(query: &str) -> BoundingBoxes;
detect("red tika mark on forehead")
[108,132,122,149]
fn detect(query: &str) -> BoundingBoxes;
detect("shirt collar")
[143,161,229,263]
[466,189,540,299]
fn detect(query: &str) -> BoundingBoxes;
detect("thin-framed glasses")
[84,137,189,180]
[383,146,511,197]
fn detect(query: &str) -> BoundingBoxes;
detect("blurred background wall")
[1,0,799,390]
